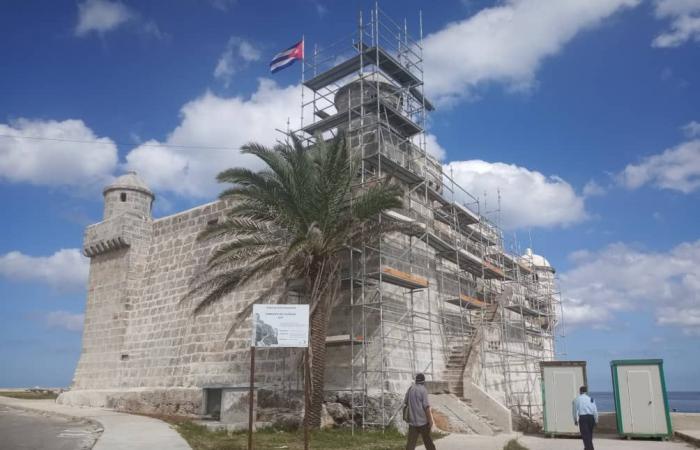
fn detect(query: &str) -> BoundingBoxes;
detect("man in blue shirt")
[573,385,598,450]
[404,373,435,450]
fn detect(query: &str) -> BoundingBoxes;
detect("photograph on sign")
[251,304,309,348]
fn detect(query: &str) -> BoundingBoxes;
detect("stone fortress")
[59,7,561,433]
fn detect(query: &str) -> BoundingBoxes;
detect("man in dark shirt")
[404,373,435,450]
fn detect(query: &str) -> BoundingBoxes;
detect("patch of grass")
[173,421,440,450]
[503,438,529,450]
[0,390,59,400]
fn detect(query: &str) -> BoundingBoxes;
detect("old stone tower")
[61,8,561,431]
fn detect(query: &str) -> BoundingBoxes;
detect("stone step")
[443,375,463,380]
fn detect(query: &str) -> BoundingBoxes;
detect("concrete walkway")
[421,432,695,449]
[0,396,191,450]
[676,429,700,446]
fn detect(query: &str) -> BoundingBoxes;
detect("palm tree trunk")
[304,259,340,429]
[306,293,328,428]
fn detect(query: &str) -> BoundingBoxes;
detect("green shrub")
[503,438,529,450]
[0,390,59,400]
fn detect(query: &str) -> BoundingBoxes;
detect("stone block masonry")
[61,173,303,416]
[61,171,558,431]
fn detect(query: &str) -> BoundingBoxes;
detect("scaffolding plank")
[326,334,364,345]
[451,202,480,225]
[410,87,435,111]
[304,53,365,91]
[314,109,330,119]
[505,303,546,317]
[302,110,352,135]
[502,253,533,275]
[369,97,423,137]
[446,294,488,310]
[483,260,505,279]
[369,266,428,289]
[364,46,420,87]
[364,151,423,184]
[302,97,421,137]
[428,186,450,206]
[427,230,455,254]
[304,46,435,108]
[382,210,426,236]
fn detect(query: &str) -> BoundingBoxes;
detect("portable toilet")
[610,359,672,439]
[540,361,587,437]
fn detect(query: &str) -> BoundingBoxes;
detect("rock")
[272,412,303,430]
[321,404,335,429]
[325,402,350,423]
[258,389,304,410]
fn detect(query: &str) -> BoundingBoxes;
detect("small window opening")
[207,218,219,226]
[120,354,129,361]
[120,192,127,202]
[204,388,222,420]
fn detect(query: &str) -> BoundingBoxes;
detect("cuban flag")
[270,40,304,74]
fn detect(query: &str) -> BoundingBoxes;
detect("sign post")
[248,304,310,450]
[304,347,311,450]
[248,346,256,450]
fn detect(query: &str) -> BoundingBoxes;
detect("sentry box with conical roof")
[611,359,672,439]
[540,361,587,437]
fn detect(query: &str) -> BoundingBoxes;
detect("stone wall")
[67,189,556,427]
[66,200,304,413]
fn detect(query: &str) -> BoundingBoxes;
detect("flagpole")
[300,34,305,132]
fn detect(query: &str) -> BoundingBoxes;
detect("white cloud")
[0,249,89,291]
[75,0,164,38]
[125,79,302,198]
[208,0,236,11]
[618,139,700,193]
[583,179,606,197]
[652,0,700,48]
[682,120,700,137]
[314,2,328,18]
[214,37,262,86]
[560,240,700,335]
[75,0,132,35]
[445,160,587,229]
[425,134,446,161]
[423,0,639,103]
[0,118,117,188]
[43,311,85,332]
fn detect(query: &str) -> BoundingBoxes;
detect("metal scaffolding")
[298,4,563,430]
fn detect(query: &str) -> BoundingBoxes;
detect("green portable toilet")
[540,361,587,437]
[610,359,673,439]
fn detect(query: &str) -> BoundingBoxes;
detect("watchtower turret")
[103,171,154,221]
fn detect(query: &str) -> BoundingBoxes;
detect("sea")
[590,392,700,413]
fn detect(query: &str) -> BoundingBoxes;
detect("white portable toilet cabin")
[540,361,587,437]
[611,359,672,439]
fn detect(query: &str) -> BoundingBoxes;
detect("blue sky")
[0,0,699,391]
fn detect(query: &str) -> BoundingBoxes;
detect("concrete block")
[221,388,255,425]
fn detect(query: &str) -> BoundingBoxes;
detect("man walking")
[404,373,436,450]
[573,385,598,450]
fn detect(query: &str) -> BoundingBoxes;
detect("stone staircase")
[428,392,503,435]
[441,304,500,398]
[460,397,504,434]
[434,303,505,434]
[442,342,469,398]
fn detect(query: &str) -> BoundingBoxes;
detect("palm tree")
[187,134,403,428]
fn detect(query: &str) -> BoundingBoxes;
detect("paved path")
[0,404,100,450]
[421,432,695,449]
[675,429,700,446]
[0,396,191,450]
